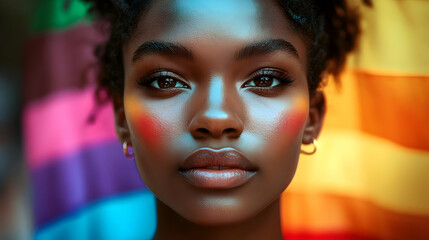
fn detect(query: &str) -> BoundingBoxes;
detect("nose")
[189,77,244,139]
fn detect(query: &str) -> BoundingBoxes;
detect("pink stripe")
[23,86,117,169]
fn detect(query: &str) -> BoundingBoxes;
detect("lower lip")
[179,169,256,189]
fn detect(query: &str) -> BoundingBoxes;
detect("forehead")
[131,0,294,42]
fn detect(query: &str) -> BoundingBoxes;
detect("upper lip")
[179,148,256,171]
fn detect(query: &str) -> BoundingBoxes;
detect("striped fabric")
[23,1,156,239]
[23,0,429,239]
[281,1,429,239]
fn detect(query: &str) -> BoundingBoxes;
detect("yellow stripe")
[290,129,429,214]
[349,0,429,75]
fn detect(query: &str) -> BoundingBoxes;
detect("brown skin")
[114,0,325,239]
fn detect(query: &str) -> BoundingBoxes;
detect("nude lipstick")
[178,148,257,189]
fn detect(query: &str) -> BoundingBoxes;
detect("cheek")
[277,96,308,140]
[266,99,308,187]
[125,96,164,150]
[134,111,163,149]
[278,108,307,138]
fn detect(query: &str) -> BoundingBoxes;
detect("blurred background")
[0,1,35,239]
[1,0,428,239]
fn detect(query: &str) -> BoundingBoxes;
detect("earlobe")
[302,90,326,144]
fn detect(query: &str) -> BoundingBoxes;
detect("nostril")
[197,128,210,135]
[223,128,236,135]
[194,128,239,138]
[222,128,241,138]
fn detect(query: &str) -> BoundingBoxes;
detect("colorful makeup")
[125,95,164,150]
[278,96,308,138]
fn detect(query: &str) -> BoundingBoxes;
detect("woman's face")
[120,0,311,225]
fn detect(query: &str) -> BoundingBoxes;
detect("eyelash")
[243,69,294,89]
[137,70,190,90]
[137,68,294,91]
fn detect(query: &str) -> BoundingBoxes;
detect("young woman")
[85,0,369,239]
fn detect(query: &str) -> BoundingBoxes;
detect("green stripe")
[31,0,93,33]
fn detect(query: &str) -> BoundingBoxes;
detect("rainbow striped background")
[23,0,429,239]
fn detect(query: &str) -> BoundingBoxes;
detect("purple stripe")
[32,140,147,228]
[23,24,105,104]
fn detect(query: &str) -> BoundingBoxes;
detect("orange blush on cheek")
[126,96,163,150]
[278,98,308,138]
[135,112,163,149]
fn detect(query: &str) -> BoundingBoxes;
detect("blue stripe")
[35,190,157,240]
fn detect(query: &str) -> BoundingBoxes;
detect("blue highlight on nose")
[205,77,229,119]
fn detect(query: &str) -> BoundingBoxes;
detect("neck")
[153,198,284,240]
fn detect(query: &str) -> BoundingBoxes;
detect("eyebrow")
[235,39,299,60]
[132,41,194,62]
[132,38,299,63]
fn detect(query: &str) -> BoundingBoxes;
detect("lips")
[178,148,257,189]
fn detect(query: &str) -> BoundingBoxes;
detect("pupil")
[159,78,176,88]
[255,77,273,87]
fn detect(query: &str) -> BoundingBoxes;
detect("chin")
[165,187,284,227]
[182,204,257,226]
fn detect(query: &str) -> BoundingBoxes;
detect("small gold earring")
[122,141,134,158]
[301,138,318,155]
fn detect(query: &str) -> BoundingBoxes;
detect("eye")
[138,70,190,90]
[148,76,188,89]
[242,69,293,89]
[244,76,281,88]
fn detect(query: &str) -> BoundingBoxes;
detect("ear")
[302,90,326,144]
[113,94,131,145]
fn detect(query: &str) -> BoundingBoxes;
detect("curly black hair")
[84,0,371,102]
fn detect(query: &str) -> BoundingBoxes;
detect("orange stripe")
[323,70,429,150]
[353,71,429,151]
[280,192,429,240]
[323,71,362,131]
